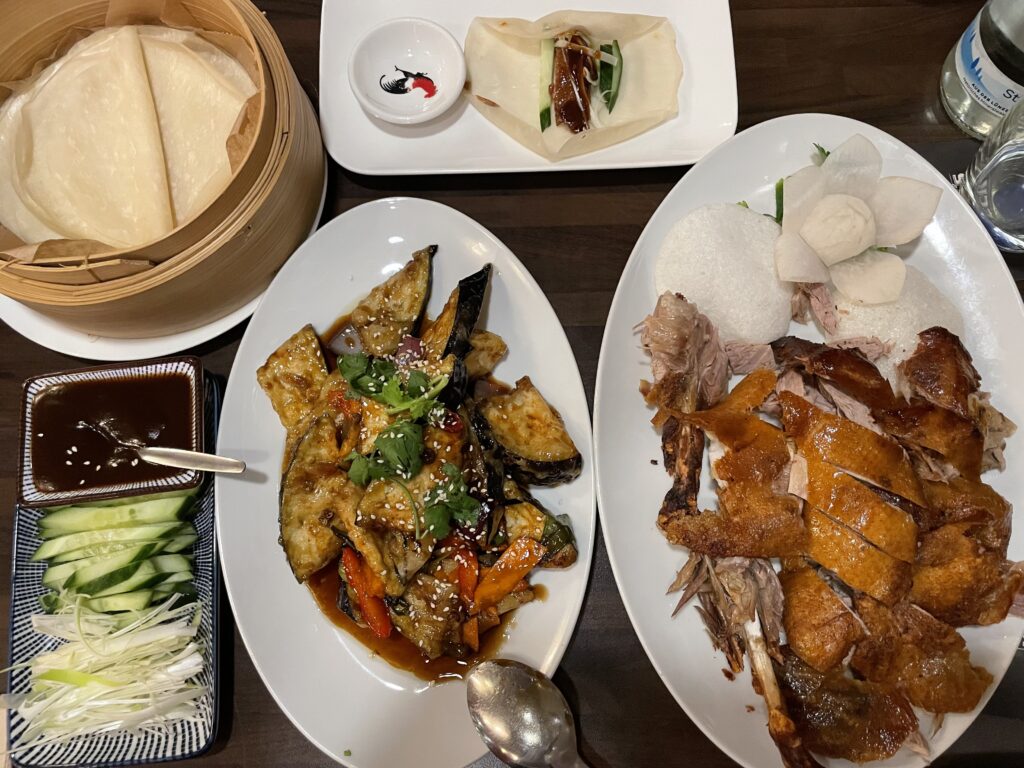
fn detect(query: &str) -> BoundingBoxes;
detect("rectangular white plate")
[319,0,737,175]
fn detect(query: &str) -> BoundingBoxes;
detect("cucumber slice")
[599,40,623,112]
[150,554,193,575]
[38,496,193,538]
[85,590,155,613]
[42,543,161,590]
[160,533,198,554]
[53,488,197,509]
[84,554,192,598]
[47,531,196,563]
[152,583,198,602]
[539,38,555,130]
[155,571,192,587]
[32,522,187,562]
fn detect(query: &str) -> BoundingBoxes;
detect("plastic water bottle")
[940,0,1024,139]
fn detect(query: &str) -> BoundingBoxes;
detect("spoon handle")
[136,446,246,474]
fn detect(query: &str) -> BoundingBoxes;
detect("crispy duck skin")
[897,327,980,419]
[551,33,596,133]
[771,336,896,411]
[671,371,808,557]
[805,508,912,606]
[873,402,983,481]
[780,563,864,673]
[779,391,927,507]
[797,455,918,563]
[851,597,993,713]
[910,523,1023,627]
[920,476,1012,554]
[775,647,919,763]
[774,331,1008,479]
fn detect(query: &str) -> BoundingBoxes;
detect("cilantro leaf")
[418,462,482,539]
[338,353,448,420]
[406,370,430,398]
[423,504,452,539]
[374,421,423,479]
[339,352,369,382]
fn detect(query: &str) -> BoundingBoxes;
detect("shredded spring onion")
[553,37,618,65]
[1,595,208,754]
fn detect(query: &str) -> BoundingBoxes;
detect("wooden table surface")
[3,1,1024,766]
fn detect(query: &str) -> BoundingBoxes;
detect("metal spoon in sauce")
[466,659,590,768]
[134,446,246,474]
[76,419,245,474]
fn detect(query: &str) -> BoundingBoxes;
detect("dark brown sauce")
[308,560,527,683]
[31,374,193,492]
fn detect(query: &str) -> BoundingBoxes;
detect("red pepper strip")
[341,547,392,639]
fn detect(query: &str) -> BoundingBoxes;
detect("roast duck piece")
[641,292,1023,767]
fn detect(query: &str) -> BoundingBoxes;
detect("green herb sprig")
[339,353,448,418]
[347,421,424,485]
[421,463,482,540]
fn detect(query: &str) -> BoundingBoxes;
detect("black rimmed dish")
[18,357,204,508]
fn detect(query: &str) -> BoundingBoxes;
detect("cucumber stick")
[42,543,161,590]
[38,496,192,538]
[74,555,192,597]
[538,38,555,130]
[599,40,623,112]
[32,522,188,561]
[49,531,197,563]
[86,590,155,613]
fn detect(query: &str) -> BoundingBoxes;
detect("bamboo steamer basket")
[0,0,325,338]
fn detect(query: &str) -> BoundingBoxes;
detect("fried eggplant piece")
[910,523,1023,627]
[779,391,926,507]
[279,414,363,581]
[390,573,462,660]
[421,264,491,362]
[775,647,918,763]
[851,597,993,713]
[474,376,582,486]
[805,508,911,606]
[258,324,330,431]
[780,564,864,673]
[465,330,508,380]
[349,246,433,356]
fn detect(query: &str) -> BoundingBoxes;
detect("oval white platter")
[215,197,595,768]
[593,113,1024,768]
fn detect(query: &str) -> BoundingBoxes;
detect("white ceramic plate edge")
[593,112,1024,768]
[0,162,328,361]
[318,0,738,175]
[215,196,596,768]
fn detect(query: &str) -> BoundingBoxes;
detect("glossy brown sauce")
[31,374,193,492]
[308,561,546,682]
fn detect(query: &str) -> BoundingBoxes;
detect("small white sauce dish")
[348,17,466,125]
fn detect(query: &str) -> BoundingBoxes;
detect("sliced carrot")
[457,548,479,608]
[472,538,545,615]
[341,547,392,639]
[463,616,480,653]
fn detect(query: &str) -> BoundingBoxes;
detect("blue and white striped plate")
[6,379,222,768]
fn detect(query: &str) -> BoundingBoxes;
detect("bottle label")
[955,13,1024,117]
